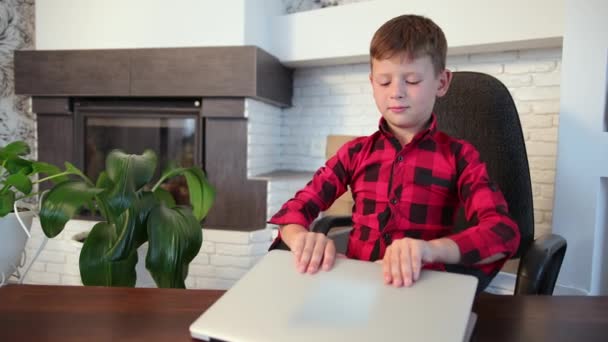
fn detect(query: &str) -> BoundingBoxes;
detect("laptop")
[190,250,478,342]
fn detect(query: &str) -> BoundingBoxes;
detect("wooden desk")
[1,284,607,341]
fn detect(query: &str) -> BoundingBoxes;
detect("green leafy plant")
[0,141,67,217]
[38,149,215,288]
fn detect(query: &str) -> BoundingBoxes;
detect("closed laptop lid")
[190,249,477,342]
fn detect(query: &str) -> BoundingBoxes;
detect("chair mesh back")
[433,72,534,258]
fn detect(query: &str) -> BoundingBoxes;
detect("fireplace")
[75,98,201,205]
[14,46,293,231]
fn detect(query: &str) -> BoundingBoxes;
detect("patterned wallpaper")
[0,0,35,151]
[283,0,371,14]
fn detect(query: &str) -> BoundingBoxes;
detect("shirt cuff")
[447,228,505,265]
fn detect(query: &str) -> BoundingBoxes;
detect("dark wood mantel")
[14,46,292,106]
[13,46,293,231]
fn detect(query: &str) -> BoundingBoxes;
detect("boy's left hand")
[382,238,434,287]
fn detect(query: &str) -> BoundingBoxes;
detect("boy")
[268,14,520,291]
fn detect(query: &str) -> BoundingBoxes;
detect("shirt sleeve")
[447,141,521,268]
[267,141,355,229]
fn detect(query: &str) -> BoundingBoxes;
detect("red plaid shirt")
[269,114,520,276]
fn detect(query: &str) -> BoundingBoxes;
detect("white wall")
[273,0,564,66]
[35,0,285,54]
[552,0,608,295]
[36,0,563,68]
[36,0,248,49]
[246,99,283,177]
[244,0,285,54]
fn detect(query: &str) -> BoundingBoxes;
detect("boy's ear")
[436,69,453,97]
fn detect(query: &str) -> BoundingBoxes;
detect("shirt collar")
[378,113,438,147]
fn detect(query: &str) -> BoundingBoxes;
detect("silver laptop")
[190,250,477,342]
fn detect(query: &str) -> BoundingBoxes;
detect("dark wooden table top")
[1,284,608,341]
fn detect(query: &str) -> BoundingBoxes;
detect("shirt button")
[390,198,398,205]
[397,155,403,162]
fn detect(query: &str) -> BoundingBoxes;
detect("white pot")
[0,211,34,285]
[135,243,156,288]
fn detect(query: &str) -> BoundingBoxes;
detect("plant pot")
[0,211,34,285]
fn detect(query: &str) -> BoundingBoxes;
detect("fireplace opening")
[74,98,203,206]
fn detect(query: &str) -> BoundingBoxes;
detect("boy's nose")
[389,81,406,99]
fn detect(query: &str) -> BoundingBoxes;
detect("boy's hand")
[382,238,434,287]
[280,225,336,274]
[382,237,461,287]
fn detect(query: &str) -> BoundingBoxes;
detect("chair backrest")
[433,71,534,258]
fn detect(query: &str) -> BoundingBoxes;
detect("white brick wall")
[19,219,95,286]
[19,219,273,290]
[266,172,313,221]
[283,47,562,237]
[246,99,282,177]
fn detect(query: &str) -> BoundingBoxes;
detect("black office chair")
[271,72,567,295]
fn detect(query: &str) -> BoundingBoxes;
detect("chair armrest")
[267,215,353,252]
[514,233,567,295]
[311,215,353,235]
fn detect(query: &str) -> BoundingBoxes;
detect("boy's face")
[369,54,451,142]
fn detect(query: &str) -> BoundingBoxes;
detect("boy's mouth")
[388,106,409,113]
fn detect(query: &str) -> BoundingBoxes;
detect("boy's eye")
[379,82,390,87]
[406,80,421,85]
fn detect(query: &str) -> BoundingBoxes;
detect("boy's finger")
[322,240,336,271]
[308,236,326,273]
[382,249,392,284]
[298,233,315,272]
[390,246,402,287]
[410,243,422,282]
[291,235,305,265]
[399,244,412,287]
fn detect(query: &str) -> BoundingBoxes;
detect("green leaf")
[32,161,69,183]
[153,187,176,208]
[5,157,33,175]
[0,192,15,217]
[158,166,187,183]
[5,171,32,195]
[106,149,157,190]
[79,222,137,287]
[85,198,97,218]
[146,204,202,288]
[96,171,114,190]
[107,191,158,261]
[103,150,157,218]
[93,171,114,218]
[183,168,215,221]
[39,181,104,238]
[64,162,91,183]
[0,141,30,158]
[155,166,215,221]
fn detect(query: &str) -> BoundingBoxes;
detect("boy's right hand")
[280,224,336,274]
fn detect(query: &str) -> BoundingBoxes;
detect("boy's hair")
[370,14,447,75]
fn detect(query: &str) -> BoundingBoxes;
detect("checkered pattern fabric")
[269,114,520,276]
